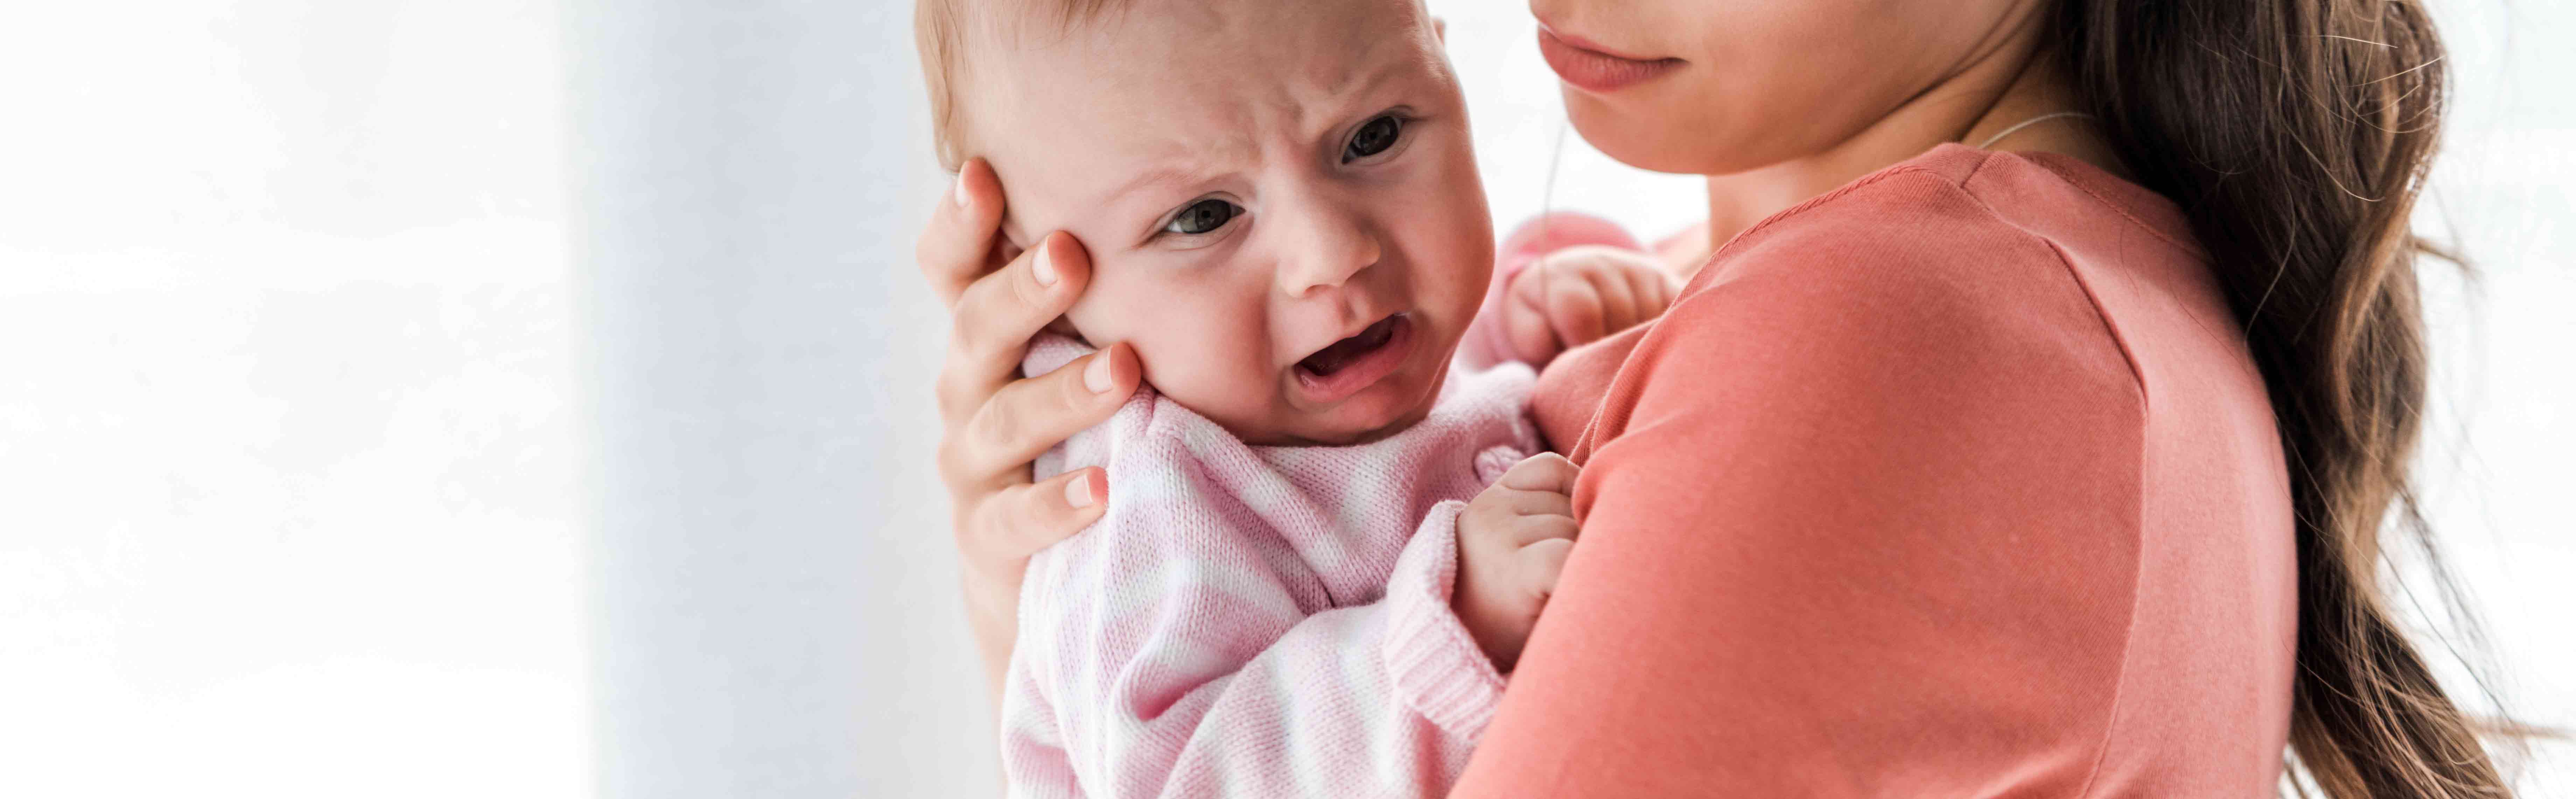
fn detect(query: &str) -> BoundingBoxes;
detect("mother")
[917,0,2509,794]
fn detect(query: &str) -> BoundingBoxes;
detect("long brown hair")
[2052,0,2518,796]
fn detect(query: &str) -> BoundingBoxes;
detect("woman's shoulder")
[1724,142,2198,261]
[1553,146,2180,459]
[1678,143,2196,387]
[1714,145,2167,301]
[1660,142,2243,413]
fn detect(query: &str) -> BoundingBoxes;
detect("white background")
[0,1,2564,797]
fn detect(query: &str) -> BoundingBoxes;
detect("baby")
[915,0,1672,794]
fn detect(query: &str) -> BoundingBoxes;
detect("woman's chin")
[1563,90,1734,176]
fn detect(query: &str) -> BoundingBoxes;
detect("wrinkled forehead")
[980,0,1435,94]
[965,0,1443,216]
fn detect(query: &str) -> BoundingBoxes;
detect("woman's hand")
[918,159,1141,701]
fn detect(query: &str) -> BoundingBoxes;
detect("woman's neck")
[1695,15,2127,253]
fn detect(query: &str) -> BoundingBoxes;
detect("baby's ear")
[1432,16,1447,44]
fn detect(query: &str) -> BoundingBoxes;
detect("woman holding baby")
[915,0,2513,795]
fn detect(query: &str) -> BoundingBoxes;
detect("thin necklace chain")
[1975,111,2098,149]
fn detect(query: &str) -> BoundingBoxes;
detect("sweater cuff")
[1381,499,1507,742]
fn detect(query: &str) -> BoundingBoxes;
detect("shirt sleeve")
[1001,433,1505,799]
[1450,222,2147,796]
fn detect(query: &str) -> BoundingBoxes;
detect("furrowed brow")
[1104,165,1207,205]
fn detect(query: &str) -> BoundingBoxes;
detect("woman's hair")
[2052,0,2519,796]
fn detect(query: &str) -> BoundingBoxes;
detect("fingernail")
[953,171,972,208]
[1032,240,1060,287]
[1064,473,1098,508]
[1084,350,1115,393]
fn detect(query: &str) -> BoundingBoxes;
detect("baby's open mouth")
[1297,315,1404,378]
[1290,313,1417,406]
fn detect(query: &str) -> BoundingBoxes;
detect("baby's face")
[975,0,1492,445]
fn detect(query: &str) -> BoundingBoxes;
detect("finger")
[971,467,1111,559]
[1588,260,1641,335]
[1506,513,1581,547]
[917,158,1010,305]
[1625,260,1677,315]
[952,342,1139,484]
[936,231,1094,422]
[1504,269,1563,364]
[1497,452,1580,495]
[1492,485,1575,521]
[1517,537,1576,601]
[1544,275,1608,347]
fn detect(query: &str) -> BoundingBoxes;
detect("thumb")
[1505,266,1563,364]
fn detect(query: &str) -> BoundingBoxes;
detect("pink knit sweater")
[1003,336,1543,799]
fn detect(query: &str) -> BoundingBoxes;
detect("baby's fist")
[1502,245,1679,366]
[1452,453,1580,672]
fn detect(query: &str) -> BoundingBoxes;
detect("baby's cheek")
[1104,294,1282,428]
[1400,144,1497,335]
[1405,225,1497,347]
[1171,306,1271,386]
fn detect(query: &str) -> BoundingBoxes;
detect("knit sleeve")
[999,431,1500,799]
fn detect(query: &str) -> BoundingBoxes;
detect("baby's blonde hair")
[914,0,1128,171]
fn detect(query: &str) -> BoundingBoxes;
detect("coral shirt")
[1458,144,2298,797]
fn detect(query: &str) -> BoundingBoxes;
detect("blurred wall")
[560,1,989,796]
[2,1,585,797]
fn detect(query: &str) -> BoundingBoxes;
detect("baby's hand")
[1502,245,1679,366]
[1451,453,1580,672]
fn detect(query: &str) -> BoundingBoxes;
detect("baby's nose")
[1279,210,1382,297]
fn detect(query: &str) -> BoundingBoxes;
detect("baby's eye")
[1162,198,1242,236]
[1342,115,1404,163]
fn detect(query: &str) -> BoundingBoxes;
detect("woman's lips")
[1536,26,1682,93]
[1293,314,1415,405]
